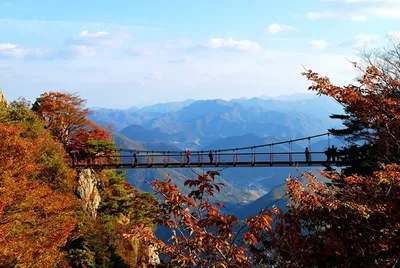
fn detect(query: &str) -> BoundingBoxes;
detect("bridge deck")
[72,151,344,169]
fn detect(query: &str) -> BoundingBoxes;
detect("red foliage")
[33,92,114,158]
[120,171,253,267]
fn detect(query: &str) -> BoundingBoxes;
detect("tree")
[326,39,400,174]
[64,169,160,267]
[0,99,76,192]
[0,122,77,267]
[359,36,400,82]
[33,92,114,158]
[1,95,159,267]
[244,166,400,267]
[242,64,400,267]
[120,171,254,267]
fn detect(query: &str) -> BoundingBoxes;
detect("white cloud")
[80,30,109,38]
[265,23,295,34]
[309,40,329,50]
[68,30,132,46]
[151,71,162,80]
[207,38,261,52]
[139,80,145,85]
[341,34,376,47]
[0,43,29,58]
[0,43,54,59]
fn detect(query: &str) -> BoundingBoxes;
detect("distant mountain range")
[89,94,344,216]
[90,95,343,150]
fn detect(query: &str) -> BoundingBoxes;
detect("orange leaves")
[0,123,39,179]
[33,92,113,158]
[0,179,77,267]
[261,163,400,267]
[184,171,225,201]
[303,65,400,160]
[0,104,79,266]
[244,213,274,246]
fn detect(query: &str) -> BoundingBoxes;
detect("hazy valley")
[90,94,344,215]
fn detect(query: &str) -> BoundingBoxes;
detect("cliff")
[76,168,101,217]
[0,88,7,106]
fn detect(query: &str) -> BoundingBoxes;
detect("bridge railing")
[72,151,335,168]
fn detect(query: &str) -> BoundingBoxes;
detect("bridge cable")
[270,144,274,166]
[328,132,331,148]
[116,132,330,154]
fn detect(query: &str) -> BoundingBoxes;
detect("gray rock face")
[75,169,160,265]
[0,89,7,106]
[76,168,101,217]
[148,245,160,266]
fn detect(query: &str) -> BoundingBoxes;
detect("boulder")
[0,88,7,106]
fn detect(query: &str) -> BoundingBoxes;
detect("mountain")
[119,125,169,143]
[90,95,342,216]
[88,99,197,131]
[90,96,342,148]
[88,109,161,131]
[235,171,331,219]
[230,96,342,129]
[136,99,196,113]
[236,182,288,219]
[113,133,147,150]
[118,124,194,146]
[201,134,304,152]
[144,99,327,147]
[113,132,181,152]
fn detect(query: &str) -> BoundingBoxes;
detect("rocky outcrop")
[76,168,101,217]
[119,236,160,267]
[147,246,160,266]
[0,88,7,106]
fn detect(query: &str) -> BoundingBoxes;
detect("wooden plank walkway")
[72,152,344,169]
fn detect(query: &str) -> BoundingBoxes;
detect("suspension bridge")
[72,132,349,169]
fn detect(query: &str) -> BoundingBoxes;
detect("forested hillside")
[0,92,159,267]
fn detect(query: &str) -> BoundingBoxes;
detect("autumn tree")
[1,95,160,267]
[243,165,400,267]
[119,171,254,267]
[32,92,115,158]
[326,39,400,175]
[64,169,160,267]
[241,63,400,267]
[0,107,78,266]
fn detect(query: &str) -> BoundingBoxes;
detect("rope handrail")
[97,151,328,158]
[116,132,330,154]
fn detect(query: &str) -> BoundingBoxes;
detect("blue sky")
[1,0,399,108]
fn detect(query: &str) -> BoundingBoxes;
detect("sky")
[0,0,399,108]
